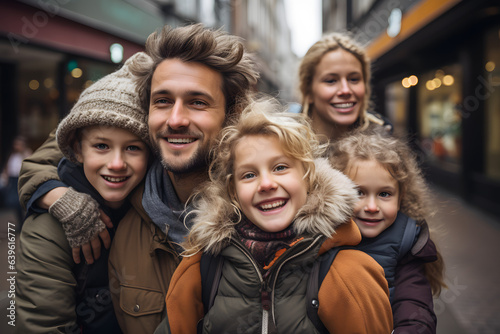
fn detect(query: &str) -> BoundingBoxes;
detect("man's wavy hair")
[183,96,325,255]
[329,128,446,296]
[298,32,382,130]
[129,23,259,118]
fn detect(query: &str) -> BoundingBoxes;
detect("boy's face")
[233,135,308,232]
[148,59,226,175]
[75,126,149,209]
[348,159,400,238]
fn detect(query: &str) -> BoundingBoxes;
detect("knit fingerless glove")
[48,187,106,248]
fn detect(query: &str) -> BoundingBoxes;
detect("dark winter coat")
[357,212,438,334]
[16,159,125,333]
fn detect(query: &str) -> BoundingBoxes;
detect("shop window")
[385,81,409,137]
[417,64,463,173]
[0,42,63,150]
[484,25,500,181]
[63,57,118,117]
[0,40,116,153]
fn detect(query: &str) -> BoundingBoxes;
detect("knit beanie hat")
[56,52,152,163]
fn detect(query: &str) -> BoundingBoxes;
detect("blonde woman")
[298,32,392,142]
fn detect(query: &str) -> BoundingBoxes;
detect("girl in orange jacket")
[159,96,393,334]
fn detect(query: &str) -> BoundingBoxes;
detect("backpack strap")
[318,247,343,285]
[410,220,429,255]
[306,247,343,334]
[200,252,224,314]
[398,217,419,261]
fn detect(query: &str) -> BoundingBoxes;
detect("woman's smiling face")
[309,48,366,137]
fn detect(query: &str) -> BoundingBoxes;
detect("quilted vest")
[356,212,420,301]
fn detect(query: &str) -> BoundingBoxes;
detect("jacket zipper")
[268,236,324,323]
[232,236,324,333]
[261,279,271,334]
[231,241,269,333]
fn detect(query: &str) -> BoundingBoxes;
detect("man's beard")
[152,139,210,175]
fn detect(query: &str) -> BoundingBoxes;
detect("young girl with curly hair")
[159,97,393,333]
[329,129,446,334]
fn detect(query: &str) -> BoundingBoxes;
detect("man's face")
[148,59,226,174]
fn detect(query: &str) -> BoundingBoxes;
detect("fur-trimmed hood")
[186,158,359,255]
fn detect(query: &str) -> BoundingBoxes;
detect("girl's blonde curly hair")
[329,128,433,220]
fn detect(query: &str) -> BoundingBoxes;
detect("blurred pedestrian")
[1,135,32,225]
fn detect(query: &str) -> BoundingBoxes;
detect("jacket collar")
[318,220,362,255]
[130,182,151,223]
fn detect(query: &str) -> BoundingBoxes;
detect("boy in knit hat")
[15,52,151,334]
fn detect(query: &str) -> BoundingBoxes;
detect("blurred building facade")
[0,0,295,171]
[323,0,500,217]
[231,0,297,102]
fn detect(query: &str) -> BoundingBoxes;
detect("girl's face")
[348,159,400,238]
[75,126,149,209]
[309,48,366,137]
[233,135,308,232]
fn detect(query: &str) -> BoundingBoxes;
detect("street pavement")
[430,187,500,333]
[0,185,499,333]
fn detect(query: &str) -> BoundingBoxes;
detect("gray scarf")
[142,160,195,253]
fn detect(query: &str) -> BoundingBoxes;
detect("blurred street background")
[1,0,500,332]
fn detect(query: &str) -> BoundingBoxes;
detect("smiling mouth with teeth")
[103,176,129,183]
[259,200,286,211]
[332,102,355,108]
[167,138,196,144]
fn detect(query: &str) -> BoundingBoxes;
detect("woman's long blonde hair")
[182,96,325,256]
[329,128,446,296]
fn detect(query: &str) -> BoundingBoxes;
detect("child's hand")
[49,187,109,263]
[73,229,110,264]
[72,209,113,264]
